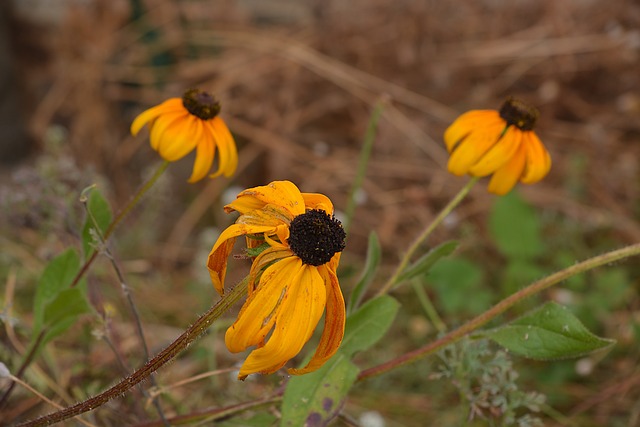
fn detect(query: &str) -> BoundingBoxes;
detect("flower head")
[207,181,346,380]
[444,98,551,195]
[131,89,238,182]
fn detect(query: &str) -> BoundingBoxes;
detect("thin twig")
[83,188,170,426]
[5,375,97,427]
[15,278,248,427]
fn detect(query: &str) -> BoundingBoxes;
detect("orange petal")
[149,112,188,151]
[207,237,236,295]
[443,110,501,152]
[130,98,183,136]
[447,120,506,176]
[237,205,292,229]
[288,264,345,375]
[210,223,278,258]
[235,262,326,379]
[228,181,306,218]
[248,246,293,295]
[468,126,522,177]
[157,115,200,161]
[188,124,215,183]
[487,143,527,195]
[225,257,301,355]
[302,193,334,214]
[209,118,238,178]
[520,131,552,184]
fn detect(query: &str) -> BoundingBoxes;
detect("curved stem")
[360,242,640,381]
[377,177,478,296]
[16,279,248,427]
[70,160,170,289]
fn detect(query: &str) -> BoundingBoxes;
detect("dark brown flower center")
[288,209,346,266]
[499,98,539,131]
[182,89,221,120]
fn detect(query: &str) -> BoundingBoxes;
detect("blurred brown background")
[3,0,639,258]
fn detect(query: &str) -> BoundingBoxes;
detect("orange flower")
[207,181,346,380]
[131,89,238,182]
[444,98,551,195]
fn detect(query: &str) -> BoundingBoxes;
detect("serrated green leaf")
[281,355,359,427]
[32,249,80,337]
[82,188,113,257]
[341,295,400,357]
[489,191,544,260]
[348,232,381,314]
[396,240,458,284]
[484,302,615,360]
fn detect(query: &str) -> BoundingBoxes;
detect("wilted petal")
[288,264,345,375]
[302,193,335,214]
[235,262,326,379]
[225,257,300,354]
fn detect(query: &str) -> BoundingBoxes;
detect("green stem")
[411,280,446,333]
[16,278,248,427]
[70,160,169,289]
[359,242,640,381]
[344,99,387,235]
[377,177,478,295]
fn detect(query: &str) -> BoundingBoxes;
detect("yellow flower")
[444,98,551,195]
[207,181,346,380]
[130,89,238,182]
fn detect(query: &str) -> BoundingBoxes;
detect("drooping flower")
[131,89,238,182]
[207,181,346,380]
[444,98,551,195]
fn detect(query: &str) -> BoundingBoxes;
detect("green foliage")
[434,338,546,426]
[484,302,615,360]
[81,186,113,257]
[31,249,92,349]
[489,191,544,260]
[396,240,458,284]
[348,231,381,314]
[41,288,92,345]
[428,257,492,316]
[281,296,399,426]
[340,295,400,357]
[281,357,359,427]
[218,412,278,427]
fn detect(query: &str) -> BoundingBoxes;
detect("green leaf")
[81,187,113,257]
[43,288,92,328]
[281,356,359,427]
[489,191,544,260]
[396,240,458,284]
[428,258,491,315]
[347,232,381,314]
[32,249,80,337]
[484,302,615,360]
[341,295,400,357]
[281,296,399,426]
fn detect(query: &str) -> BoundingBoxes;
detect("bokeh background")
[1,0,639,425]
